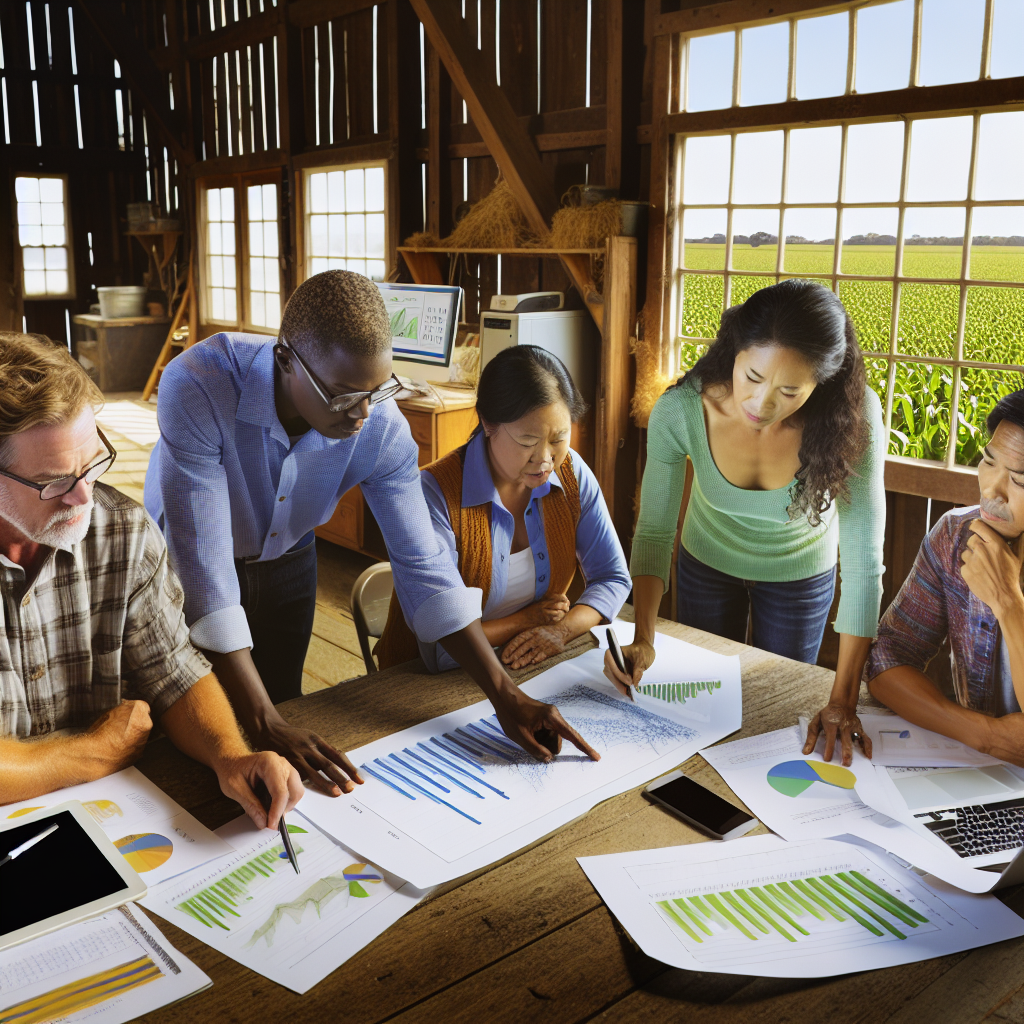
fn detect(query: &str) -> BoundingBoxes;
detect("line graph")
[244,875,351,948]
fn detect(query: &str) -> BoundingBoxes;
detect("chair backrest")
[350,561,394,674]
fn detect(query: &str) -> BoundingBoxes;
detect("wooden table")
[133,620,1024,1024]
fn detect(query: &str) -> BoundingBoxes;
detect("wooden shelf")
[397,246,603,255]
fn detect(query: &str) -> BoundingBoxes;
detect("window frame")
[14,172,76,302]
[240,170,284,335]
[198,174,242,328]
[298,159,389,287]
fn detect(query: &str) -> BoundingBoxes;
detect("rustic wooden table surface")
[132,620,1024,1024]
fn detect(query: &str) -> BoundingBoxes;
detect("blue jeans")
[676,546,837,665]
[234,534,318,704]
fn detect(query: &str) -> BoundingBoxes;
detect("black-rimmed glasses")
[277,338,406,414]
[0,429,117,500]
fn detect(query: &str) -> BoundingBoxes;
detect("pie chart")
[344,863,382,898]
[766,760,856,797]
[114,833,173,873]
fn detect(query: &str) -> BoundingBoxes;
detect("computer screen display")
[375,282,461,369]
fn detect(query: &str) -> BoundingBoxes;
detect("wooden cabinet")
[315,394,479,558]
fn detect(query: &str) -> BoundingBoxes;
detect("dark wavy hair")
[471,344,587,439]
[986,387,1024,436]
[678,279,868,525]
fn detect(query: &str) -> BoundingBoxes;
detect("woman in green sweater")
[605,279,885,765]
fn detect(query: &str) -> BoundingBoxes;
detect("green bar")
[805,877,883,937]
[750,886,809,936]
[688,895,723,927]
[741,889,797,942]
[705,892,759,941]
[764,882,802,916]
[850,871,929,923]
[821,876,907,940]
[734,888,775,933]
[659,900,702,942]
[178,900,217,929]
[211,882,239,906]
[673,898,713,936]
[837,872,919,928]
[722,890,768,934]
[778,881,825,921]
[793,878,845,921]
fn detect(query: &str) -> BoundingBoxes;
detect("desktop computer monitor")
[375,282,462,382]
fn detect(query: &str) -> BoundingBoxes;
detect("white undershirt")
[486,547,535,620]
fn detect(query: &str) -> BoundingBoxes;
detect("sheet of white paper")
[700,726,999,893]
[0,903,210,1023]
[0,767,231,885]
[300,646,743,888]
[140,813,426,994]
[577,834,1024,978]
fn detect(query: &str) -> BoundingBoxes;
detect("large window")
[304,163,387,282]
[204,185,238,324]
[16,175,73,298]
[668,0,1024,467]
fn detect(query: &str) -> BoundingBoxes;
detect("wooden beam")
[187,148,288,178]
[291,140,394,169]
[287,0,379,29]
[605,0,623,191]
[76,0,193,165]
[649,0,853,39]
[426,41,452,238]
[410,0,604,328]
[884,457,979,505]
[449,130,607,159]
[665,77,1024,135]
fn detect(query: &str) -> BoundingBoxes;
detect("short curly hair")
[0,333,104,469]
[279,270,391,361]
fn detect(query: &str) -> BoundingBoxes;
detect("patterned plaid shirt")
[866,506,1016,716]
[0,483,210,738]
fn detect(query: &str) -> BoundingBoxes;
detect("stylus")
[606,628,635,701]
[0,822,59,868]
[255,780,300,875]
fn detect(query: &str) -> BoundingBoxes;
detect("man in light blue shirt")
[146,271,597,797]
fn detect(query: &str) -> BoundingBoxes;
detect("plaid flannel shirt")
[866,506,1012,716]
[0,483,210,738]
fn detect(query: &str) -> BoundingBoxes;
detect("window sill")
[884,456,978,504]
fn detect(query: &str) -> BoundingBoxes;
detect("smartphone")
[643,770,757,840]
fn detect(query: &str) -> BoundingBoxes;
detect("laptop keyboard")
[915,797,1024,858]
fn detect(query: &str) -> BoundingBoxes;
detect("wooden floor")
[96,393,375,693]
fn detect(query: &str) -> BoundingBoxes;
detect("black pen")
[255,780,299,874]
[607,627,635,701]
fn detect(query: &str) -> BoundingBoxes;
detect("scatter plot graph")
[767,760,856,797]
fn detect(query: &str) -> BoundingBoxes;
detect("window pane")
[740,22,788,107]
[40,203,63,226]
[903,207,965,278]
[264,258,279,293]
[221,223,236,256]
[783,209,836,274]
[15,176,40,202]
[310,214,328,256]
[889,362,951,460]
[309,172,328,213]
[223,289,237,322]
[212,289,224,321]
[992,0,1024,78]
[970,208,1024,282]
[732,131,783,203]
[975,112,1024,201]
[366,213,385,258]
[19,224,42,246]
[262,183,277,220]
[328,214,345,256]
[223,257,236,288]
[897,283,959,357]
[855,0,913,94]
[18,202,42,226]
[681,274,724,339]
[249,220,264,257]
[865,357,890,413]
[248,184,263,221]
[907,117,972,201]
[250,255,265,291]
[251,290,266,326]
[210,256,224,286]
[840,281,893,352]
[263,222,279,258]
[24,270,47,295]
[327,171,346,212]
[347,214,366,257]
[963,287,1024,362]
[786,126,841,203]
[841,209,899,275]
[367,260,386,281]
[687,32,734,112]
[347,258,367,276]
[683,209,727,270]
[730,275,775,306]
[346,169,365,211]
[41,225,65,246]
[208,188,221,221]
[795,12,847,100]
[265,292,281,328]
[919,0,985,87]
[220,188,234,221]
[731,209,779,271]
[38,178,62,203]
[680,340,710,372]
[46,270,68,294]
[365,167,385,211]
[845,122,904,202]
[957,367,1024,465]
[311,257,329,276]
[44,247,67,269]
[23,247,45,269]
[682,135,731,205]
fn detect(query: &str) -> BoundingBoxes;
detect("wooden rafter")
[76,0,193,166]
[409,0,604,329]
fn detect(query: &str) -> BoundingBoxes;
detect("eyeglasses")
[0,429,117,500]
[277,338,406,414]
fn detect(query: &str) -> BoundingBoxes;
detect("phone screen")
[648,775,753,835]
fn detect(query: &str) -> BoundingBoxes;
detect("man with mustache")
[144,271,596,801]
[0,332,302,831]
[867,389,1024,765]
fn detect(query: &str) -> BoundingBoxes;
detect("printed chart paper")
[0,767,231,885]
[701,728,1001,893]
[0,903,210,1024]
[300,646,743,887]
[140,813,425,994]
[579,834,1024,978]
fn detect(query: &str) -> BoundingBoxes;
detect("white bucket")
[97,286,147,319]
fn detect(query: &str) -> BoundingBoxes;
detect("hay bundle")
[630,301,675,428]
[404,230,441,248]
[547,199,623,250]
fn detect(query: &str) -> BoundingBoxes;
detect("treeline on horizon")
[685,232,1024,247]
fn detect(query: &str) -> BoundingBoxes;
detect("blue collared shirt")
[144,333,481,654]
[420,431,631,671]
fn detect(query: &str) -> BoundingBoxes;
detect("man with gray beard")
[0,332,302,833]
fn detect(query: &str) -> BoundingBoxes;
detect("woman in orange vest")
[376,345,630,672]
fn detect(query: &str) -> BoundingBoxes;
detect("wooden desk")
[315,392,478,558]
[132,621,1023,1024]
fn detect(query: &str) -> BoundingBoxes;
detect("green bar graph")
[657,870,927,947]
[636,679,722,704]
